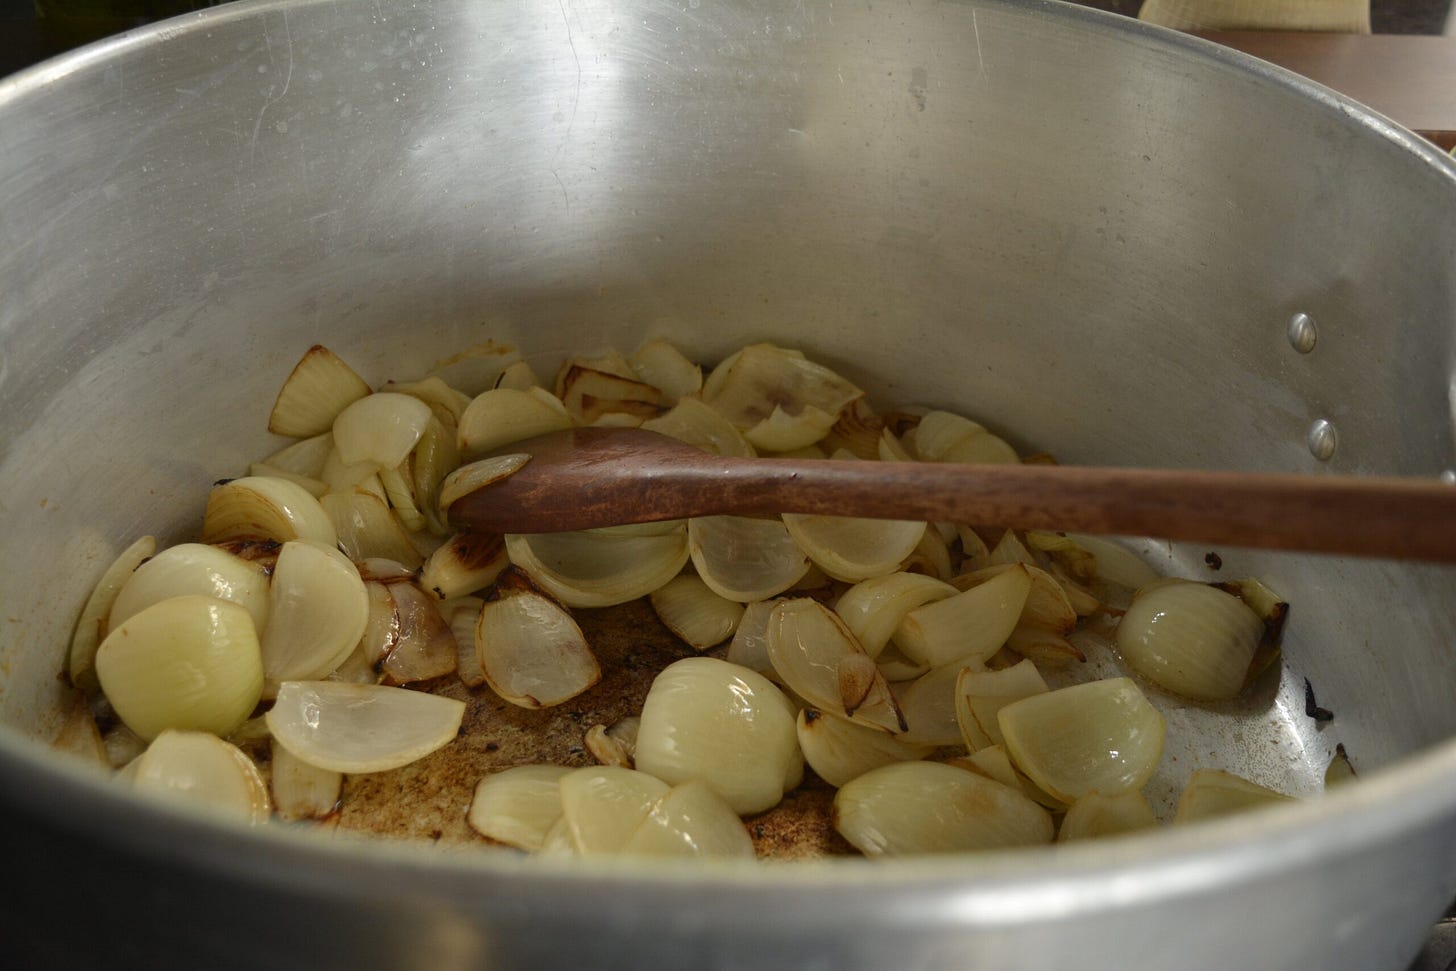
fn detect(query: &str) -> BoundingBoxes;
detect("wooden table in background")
[1198,31,1456,150]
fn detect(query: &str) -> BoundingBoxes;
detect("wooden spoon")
[447,426,1456,562]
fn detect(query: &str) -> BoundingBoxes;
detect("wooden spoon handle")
[692,460,1456,561]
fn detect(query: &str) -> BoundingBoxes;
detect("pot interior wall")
[2,0,1455,790]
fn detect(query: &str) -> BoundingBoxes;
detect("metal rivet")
[1307,419,1338,461]
[1287,312,1318,354]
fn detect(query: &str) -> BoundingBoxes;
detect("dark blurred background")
[0,0,1452,78]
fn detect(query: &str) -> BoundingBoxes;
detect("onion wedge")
[266,681,465,774]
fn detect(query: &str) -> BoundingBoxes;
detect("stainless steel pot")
[3,1,1456,967]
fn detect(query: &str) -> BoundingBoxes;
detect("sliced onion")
[203,476,338,548]
[379,581,458,685]
[1058,790,1158,841]
[701,343,863,451]
[437,454,531,517]
[1116,580,1265,701]
[820,398,884,461]
[630,339,703,402]
[558,365,664,425]
[782,513,927,583]
[768,598,905,733]
[266,681,465,774]
[505,522,688,608]
[332,392,433,470]
[96,595,263,741]
[559,766,670,854]
[955,744,1026,793]
[634,657,802,815]
[649,574,745,650]
[457,387,572,460]
[896,563,1032,666]
[493,359,543,392]
[412,416,462,535]
[832,761,1053,857]
[268,344,372,439]
[797,707,932,787]
[420,532,509,601]
[896,661,979,746]
[449,600,486,688]
[1173,768,1295,824]
[110,542,270,635]
[622,781,756,859]
[320,489,423,569]
[270,736,343,821]
[261,432,334,479]
[247,464,329,497]
[380,375,473,426]
[688,515,809,602]
[834,572,957,659]
[130,730,271,825]
[467,764,573,851]
[998,677,1165,803]
[378,465,427,533]
[641,397,756,458]
[955,659,1050,751]
[911,410,1019,465]
[475,579,601,708]
[1004,626,1086,666]
[69,535,158,694]
[260,540,369,691]
[724,599,777,678]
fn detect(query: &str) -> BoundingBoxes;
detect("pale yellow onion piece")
[767,598,905,733]
[319,444,385,496]
[380,375,473,426]
[956,526,992,573]
[260,540,369,691]
[901,526,954,580]
[331,392,433,470]
[701,344,863,446]
[96,595,263,741]
[744,403,839,452]
[326,644,379,686]
[320,489,423,569]
[1058,790,1159,842]
[688,515,809,602]
[109,542,270,635]
[984,529,1036,568]
[537,816,578,857]
[955,659,1050,751]
[1174,768,1296,825]
[896,563,1032,667]
[724,599,777,678]
[559,766,671,855]
[466,764,573,851]
[505,523,689,608]
[956,744,1026,793]
[130,730,271,825]
[820,398,885,461]
[437,454,531,519]
[630,338,703,402]
[833,760,1053,857]
[412,416,462,535]
[641,397,756,458]
[961,563,1077,635]
[379,581,459,685]
[270,737,343,822]
[782,513,927,584]
[1024,530,1098,583]
[378,465,427,534]
[897,661,981,746]
[69,535,157,694]
[557,349,638,389]
[450,601,487,688]
[649,575,745,651]
[585,724,633,768]
[358,580,400,668]
[203,476,338,547]
[875,643,930,683]
[634,657,802,815]
[911,410,1019,466]
[475,585,601,708]
[1116,580,1265,701]
[247,463,330,498]
[622,780,756,859]
[877,427,914,463]
[420,532,509,602]
[558,366,664,425]
[834,572,957,659]
[266,681,465,774]
[796,707,933,787]
[494,359,543,392]
[1004,626,1086,666]
[998,677,1165,803]
[457,387,572,460]
[262,432,333,479]
[268,345,372,438]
